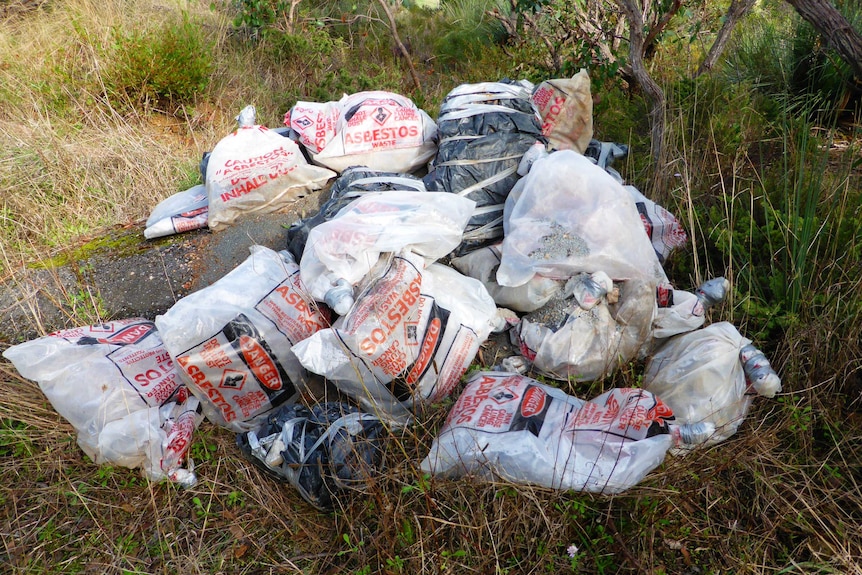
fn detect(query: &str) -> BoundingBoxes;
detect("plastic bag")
[643,322,781,449]
[651,277,729,341]
[516,276,656,381]
[531,69,593,153]
[420,372,711,493]
[237,402,386,509]
[2,319,200,485]
[286,166,427,262]
[156,246,330,432]
[285,91,438,174]
[498,150,667,287]
[299,191,475,313]
[292,253,498,423]
[144,184,209,239]
[450,243,562,312]
[206,105,335,231]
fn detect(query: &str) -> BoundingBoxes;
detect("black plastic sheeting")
[236,402,386,509]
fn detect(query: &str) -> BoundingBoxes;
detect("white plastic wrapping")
[498,150,667,287]
[2,319,200,484]
[206,105,335,231]
[144,184,209,239]
[299,191,475,311]
[421,372,709,493]
[625,185,688,263]
[643,322,781,449]
[285,91,438,173]
[517,277,656,381]
[450,243,562,312]
[156,246,330,432]
[292,253,498,423]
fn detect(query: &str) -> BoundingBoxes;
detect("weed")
[104,13,213,111]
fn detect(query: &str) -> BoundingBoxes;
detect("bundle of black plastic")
[286,166,427,261]
[425,81,545,256]
[236,402,386,509]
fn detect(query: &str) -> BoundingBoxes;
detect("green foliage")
[726,0,861,123]
[105,14,213,110]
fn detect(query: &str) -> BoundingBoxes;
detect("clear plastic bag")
[292,253,498,423]
[2,319,200,484]
[144,184,209,239]
[285,91,438,174]
[450,243,562,312]
[516,277,655,381]
[156,246,330,432]
[498,150,667,287]
[299,191,475,313]
[420,372,710,493]
[643,321,781,450]
[206,105,335,231]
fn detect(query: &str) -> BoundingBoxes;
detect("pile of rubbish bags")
[3,71,782,509]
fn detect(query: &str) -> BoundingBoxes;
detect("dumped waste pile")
[3,71,782,509]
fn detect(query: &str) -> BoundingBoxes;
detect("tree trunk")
[785,0,862,79]
[617,0,666,177]
[696,0,757,77]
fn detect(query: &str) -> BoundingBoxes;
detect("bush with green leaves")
[105,14,213,110]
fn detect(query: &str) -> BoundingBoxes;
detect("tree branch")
[374,0,422,90]
[784,0,862,80]
[616,0,666,173]
[695,0,756,77]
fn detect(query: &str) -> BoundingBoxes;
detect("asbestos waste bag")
[421,372,712,493]
[450,243,562,313]
[426,81,545,255]
[531,69,593,153]
[206,105,335,231]
[643,322,781,450]
[292,252,498,423]
[498,150,667,287]
[237,402,386,509]
[286,166,428,262]
[156,246,330,432]
[516,275,656,381]
[144,184,209,239]
[299,191,475,315]
[2,319,201,485]
[285,91,437,174]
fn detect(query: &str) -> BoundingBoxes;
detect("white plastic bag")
[285,91,438,173]
[498,150,667,287]
[144,184,209,239]
[2,319,200,484]
[206,105,335,231]
[643,322,781,449]
[299,191,475,313]
[421,372,710,493]
[292,253,498,423]
[450,244,562,312]
[516,277,656,381]
[531,69,593,153]
[625,185,688,263]
[156,246,330,432]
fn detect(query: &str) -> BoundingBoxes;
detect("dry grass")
[1,1,861,574]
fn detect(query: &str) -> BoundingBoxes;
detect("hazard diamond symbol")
[373,106,391,126]
[220,369,247,391]
[293,115,313,129]
[490,386,519,405]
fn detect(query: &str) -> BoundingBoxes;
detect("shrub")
[104,14,213,111]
